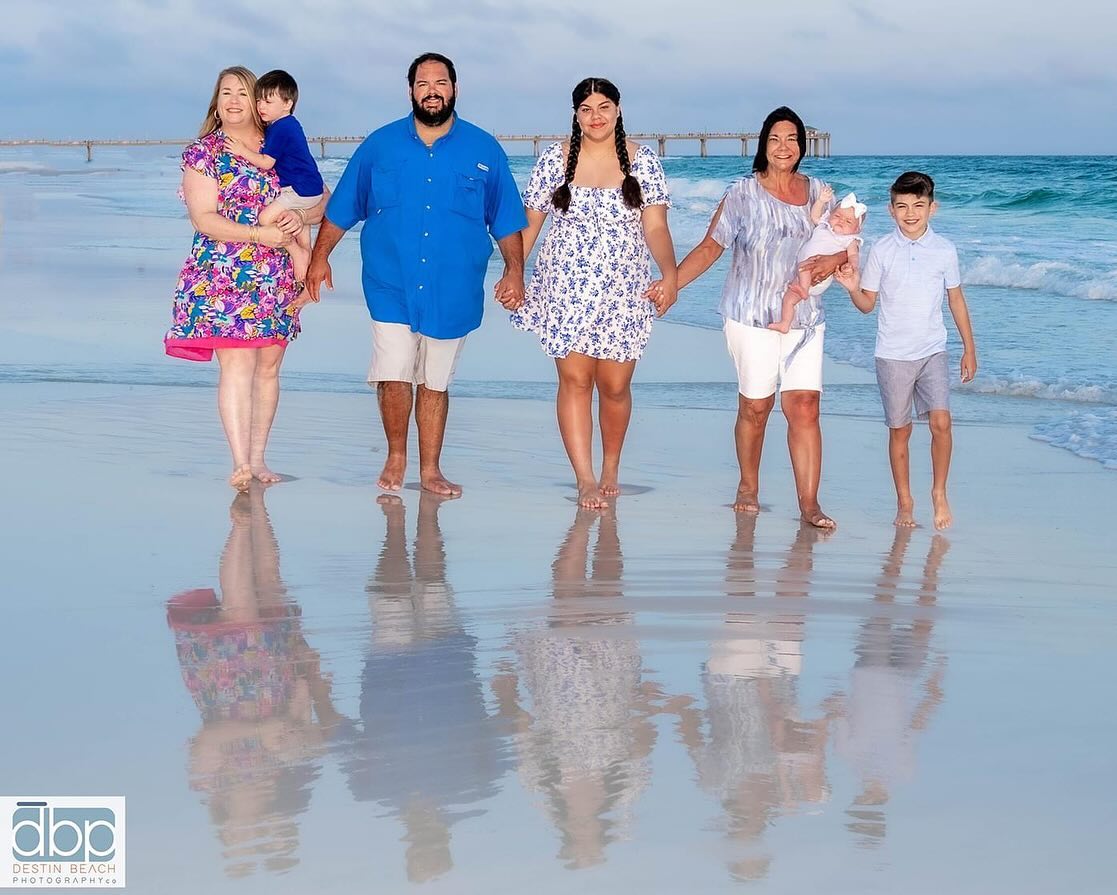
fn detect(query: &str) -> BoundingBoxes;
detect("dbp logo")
[4,796,126,889]
[12,803,116,860]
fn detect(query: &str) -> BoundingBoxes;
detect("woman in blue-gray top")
[675,107,846,528]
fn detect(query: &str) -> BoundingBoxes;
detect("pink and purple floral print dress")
[164,132,301,362]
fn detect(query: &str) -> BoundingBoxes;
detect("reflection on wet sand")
[834,529,949,845]
[166,485,342,877]
[341,493,508,883]
[494,508,666,870]
[676,517,836,882]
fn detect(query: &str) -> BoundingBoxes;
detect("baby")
[225,69,324,282]
[769,188,865,334]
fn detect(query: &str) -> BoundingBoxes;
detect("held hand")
[494,272,525,310]
[647,278,678,317]
[287,285,316,314]
[256,224,291,248]
[274,208,303,236]
[960,350,977,383]
[305,256,333,303]
[800,253,841,286]
[833,263,859,290]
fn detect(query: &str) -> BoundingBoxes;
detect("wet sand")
[3,318,1116,891]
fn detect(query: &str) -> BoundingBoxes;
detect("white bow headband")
[840,191,868,219]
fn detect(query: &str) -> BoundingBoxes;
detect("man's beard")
[411,91,456,126]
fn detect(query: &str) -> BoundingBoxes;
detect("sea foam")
[964,255,1117,302]
[1032,409,1117,469]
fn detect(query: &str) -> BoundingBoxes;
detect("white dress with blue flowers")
[511,141,671,362]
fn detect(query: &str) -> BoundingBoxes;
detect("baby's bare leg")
[768,272,813,334]
[288,226,310,281]
[257,199,283,227]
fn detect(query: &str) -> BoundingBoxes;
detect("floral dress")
[511,141,671,362]
[164,131,301,362]
[166,588,301,724]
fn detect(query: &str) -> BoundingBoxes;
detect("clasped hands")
[493,271,526,310]
[643,275,679,317]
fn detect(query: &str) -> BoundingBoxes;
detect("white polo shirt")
[861,225,961,361]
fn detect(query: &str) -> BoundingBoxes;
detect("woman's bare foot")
[932,491,952,530]
[377,454,407,491]
[894,498,917,528]
[800,502,836,529]
[599,460,621,497]
[421,468,462,497]
[229,465,253,492]
[577,480,608,509]
[733,486,760,513]
[251,464,282,484]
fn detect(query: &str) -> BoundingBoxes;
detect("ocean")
[1,146,1114,469]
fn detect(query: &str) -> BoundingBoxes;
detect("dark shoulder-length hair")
[752,106,807,174]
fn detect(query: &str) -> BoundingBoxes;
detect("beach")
[2,147,1117,893]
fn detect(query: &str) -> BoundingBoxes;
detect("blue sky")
[2,0,1113,154]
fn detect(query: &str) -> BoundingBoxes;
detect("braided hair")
[552,77,643,213]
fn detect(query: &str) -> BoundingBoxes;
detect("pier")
[0,130,831,161]
[499,130,831,158]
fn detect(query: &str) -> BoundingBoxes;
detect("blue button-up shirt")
[326,114,527,339]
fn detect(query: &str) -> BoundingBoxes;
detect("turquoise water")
[2,148,1115,467]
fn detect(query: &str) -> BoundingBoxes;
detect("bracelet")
[249,224,259,243]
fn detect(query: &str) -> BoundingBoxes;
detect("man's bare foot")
[229,465,253,492]
[767,320,792,334]
[599,461,621,497]
[894,499,916,528]
[932,491,952,530]
[377,454,407,491]
[578,480,608,509]
[421,469,462,497]
[733,487,760,513]
[251,464,282,484]
[800,502,836,529]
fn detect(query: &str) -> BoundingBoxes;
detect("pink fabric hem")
[166,588,297,631]
[165,336,287,362]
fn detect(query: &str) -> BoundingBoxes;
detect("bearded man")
[307,52,526,496]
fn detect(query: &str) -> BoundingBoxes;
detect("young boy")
[225,69,324,281]
[835,172,977,530]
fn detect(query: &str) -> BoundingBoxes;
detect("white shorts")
[724,320,825,399]
[367,321,466,393]
[277,186,323,210]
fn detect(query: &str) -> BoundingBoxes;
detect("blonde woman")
[165,66,325,489]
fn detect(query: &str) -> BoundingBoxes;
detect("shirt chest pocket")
[371,166,401,215]
[450,169,486,221]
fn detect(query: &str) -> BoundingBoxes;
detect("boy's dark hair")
[407,52,457,87]
[256,69,299,111]
[890,171,935,202]
[752,106,807,174]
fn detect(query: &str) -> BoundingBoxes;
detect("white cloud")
[1,0,1115,152]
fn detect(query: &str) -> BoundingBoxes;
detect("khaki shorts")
[367,321,466,393]
[724,319,825,399]
[277,186,323,210]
